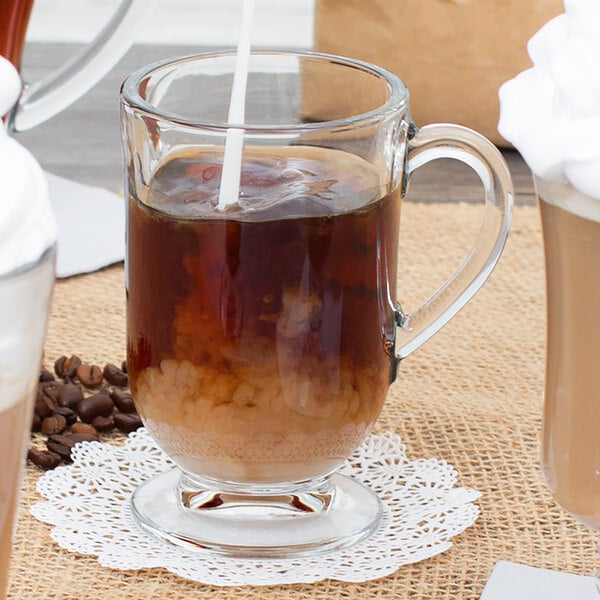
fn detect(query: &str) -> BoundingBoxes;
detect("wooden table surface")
[17,43,535,206]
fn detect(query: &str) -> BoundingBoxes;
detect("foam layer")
[535,175,600,224]
[498,0,600,200]
[0,57,56,276]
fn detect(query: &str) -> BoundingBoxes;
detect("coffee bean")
[56,406,77,426]
[76,364,104,388]
[30,355,145,470]
[34,393,58,419]
[91,415,115,432]
[39,369,55,382]
[41,414,67,436]
[114,412,143,434]
[54,355,82,380]
[30,354,145,471]
[28,448,61,470]
[66,432,99,444]
[103,363,128,387]
[54,356,68,378]
[71,422,99,439]
[58,382,84,409]
[47,433,73,446]
[39,380,63,403]
[77,393,114,423]
[47,432,97,458]
[46,435,74,461]
[31,412,41,432]
[110,388,136,413]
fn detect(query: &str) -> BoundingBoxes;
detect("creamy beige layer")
[539,195,600,529]
[135,358,387,483]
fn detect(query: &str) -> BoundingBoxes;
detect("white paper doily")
[30,428,481,586]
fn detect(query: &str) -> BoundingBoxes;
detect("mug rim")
[120,49,408,133]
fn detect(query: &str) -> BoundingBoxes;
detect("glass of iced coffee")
[121,50,512,557]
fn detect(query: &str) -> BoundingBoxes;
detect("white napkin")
[46,172,125,278]
[481,561,598,599]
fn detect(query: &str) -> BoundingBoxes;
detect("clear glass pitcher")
[1,0,156,132]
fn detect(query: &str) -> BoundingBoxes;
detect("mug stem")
[130,468,383,558]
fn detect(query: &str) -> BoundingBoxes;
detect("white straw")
[217,0,256,210]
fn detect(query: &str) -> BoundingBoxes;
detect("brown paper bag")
[314,0,564,146]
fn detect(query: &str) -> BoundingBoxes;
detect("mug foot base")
[130,469,383,558]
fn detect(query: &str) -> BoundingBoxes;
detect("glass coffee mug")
[1,0,156,132]
[121,51,513,557]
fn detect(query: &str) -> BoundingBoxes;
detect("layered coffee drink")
[127,146,400,484]
[499,0,600,534]
[539,189,600,529]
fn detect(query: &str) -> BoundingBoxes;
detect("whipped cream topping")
[498,0,600,200]
[0,57,56,276]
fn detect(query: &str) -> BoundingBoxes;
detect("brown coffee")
[0,392,32,597]
[539,195,600,529]
[127,146,400,484]
[0,0,34,68]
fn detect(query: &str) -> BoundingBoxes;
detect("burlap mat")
[8,202,595,599]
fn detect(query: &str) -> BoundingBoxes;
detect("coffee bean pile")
[28,355,143,470]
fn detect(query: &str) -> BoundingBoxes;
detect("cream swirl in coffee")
[0,56,56,276]
[498,0,600,200]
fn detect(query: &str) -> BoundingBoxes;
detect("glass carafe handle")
[394,123,513,360]
[10,0,157,132]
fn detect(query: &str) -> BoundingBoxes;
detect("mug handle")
[10,0,157,132]
[393,123,513,361]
